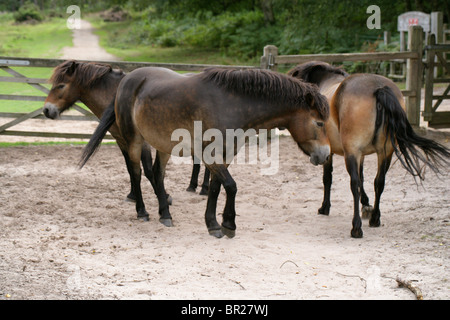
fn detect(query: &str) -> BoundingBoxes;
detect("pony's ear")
[290,70,300,78]
[66,60,78,76]
[304,65,328,85]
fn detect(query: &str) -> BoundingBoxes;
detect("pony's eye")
[56,84,65,90]
[315,121,324,127]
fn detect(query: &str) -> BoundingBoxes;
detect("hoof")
[138,214,150,222]
[125,195,136,203]
[318,206,330,216]
[137,209,149,221]
[159,218,173,227]
[351,228,363,238]
[199,188,209,196]
[361,205,373,219]
[221,226,235,238]
[369,217,380,228]
[186,186,196,193]
[208,228,224,238]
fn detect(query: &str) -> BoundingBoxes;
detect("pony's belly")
[139,126,189,155]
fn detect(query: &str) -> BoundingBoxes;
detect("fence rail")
[275,51,419,65]
[1,25,448,141]
[0,57,256,140]
[260,25,425,126]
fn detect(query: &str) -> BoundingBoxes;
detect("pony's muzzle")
[43,102,60,119]
[310,145,330,166]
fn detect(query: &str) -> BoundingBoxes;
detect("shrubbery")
[108,9,280,60]
[13,2,43,23]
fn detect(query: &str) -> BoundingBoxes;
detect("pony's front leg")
[220,169,237,238]
[187,156,200,192]
[204,165,237,238]
[204,173,223,238]
[318,154,333,215]
[345,155,363,238]
[199,167,210,195]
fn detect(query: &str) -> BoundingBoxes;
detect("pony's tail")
[374,86,450,180]
[79,99,116,168]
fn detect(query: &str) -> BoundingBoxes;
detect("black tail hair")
[374,86,450,180]
[79,99,116,168]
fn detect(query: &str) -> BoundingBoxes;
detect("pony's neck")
[78,72,124,118]
[237,99,292,132]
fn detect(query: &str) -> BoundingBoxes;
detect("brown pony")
[80,67,331,238]
[43,60,165,207]
[44,60,211,202]
[288,61,450,238]
[44,62,226,210]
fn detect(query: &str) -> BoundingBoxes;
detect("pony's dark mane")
[199,67,329,120]
[287,61,349,86]
[49,60,124,88]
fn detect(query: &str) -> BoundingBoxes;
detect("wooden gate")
[0,57,255,140]
[423,40,450,128]
[0,58,98,140]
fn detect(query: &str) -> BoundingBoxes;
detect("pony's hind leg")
[153,151,173,227]
[369,153,392,228]
[120,149,138,202]
[345,154,363,238]
[359,156,373,219]
[126,138,149,221]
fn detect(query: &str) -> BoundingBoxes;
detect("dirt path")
[0,135,448,300]
[61,19,119,61]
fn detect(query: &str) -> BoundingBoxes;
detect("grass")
[0,14,253,116]
[0,141,116,148]
[87,15,256,66]
[0,66,53,113]
[0,17,72,58]
[0,16,72,114]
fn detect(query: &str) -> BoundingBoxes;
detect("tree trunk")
[260,0,275,25]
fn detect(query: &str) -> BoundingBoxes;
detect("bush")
[14,2,43,23]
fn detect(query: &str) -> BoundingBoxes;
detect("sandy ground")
[1,19,449,301]
[0,133,449,300]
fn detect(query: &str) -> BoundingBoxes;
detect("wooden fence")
[0,58,255,140]
[260,25,425,126]
[1,25,447,141]
[423,37,450,128]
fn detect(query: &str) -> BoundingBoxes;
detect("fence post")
[260,45,278,70]
[431,12,443,77]
[423,36,435,122]
[405,25,423,127]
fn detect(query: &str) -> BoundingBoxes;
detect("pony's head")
[43,60,122,119]
[289,91,331,166]
[287,61,348,87]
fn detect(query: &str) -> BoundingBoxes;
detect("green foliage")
[100,8,280,60]
[13,2,44,23]
[4,0,450,61]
